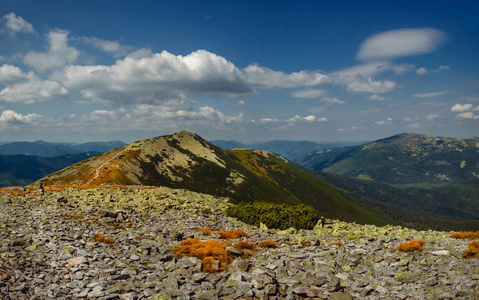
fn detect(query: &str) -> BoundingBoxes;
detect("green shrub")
[227,202,323,230]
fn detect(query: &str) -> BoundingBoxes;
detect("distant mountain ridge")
[298,133,479,184]
[212,139,365,161]
[0,152,100,187]
[0,140,126,157]
[36,130,388,225]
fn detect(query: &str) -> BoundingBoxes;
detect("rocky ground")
[1,185,478,300]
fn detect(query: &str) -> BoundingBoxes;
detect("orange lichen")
[397,240,426,253]
[464,241,479,259]
[216,229,249,239]
[197,228,212,235]
[173,238,232,272]
[450,231,479,240]
[259,240,279,248]
[93,233,115,244]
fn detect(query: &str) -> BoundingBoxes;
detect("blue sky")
[0,0,478,143]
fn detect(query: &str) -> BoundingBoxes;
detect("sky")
[0,0,478,143]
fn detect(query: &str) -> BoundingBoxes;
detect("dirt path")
[86,151,121,185]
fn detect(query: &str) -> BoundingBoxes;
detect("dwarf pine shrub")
[227,202,323,230]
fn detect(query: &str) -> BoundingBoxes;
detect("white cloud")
[291,89,326,98]
[235,100,246,106]
[320,97,345,104]
[392,63,415,75]
[331,63,396,93]
[317,117,328,122]
[451,103,473,112]
[0,110,43,128]
[375,118,393,126]
[425,114,440,121]
[412,91,447,98]
[346,78,396,93]
[55,49,253,105]
[81,37,133,57]
[368,94,391,101]
[286,114,317,123]
[244,64,328,88]
[0,64,68,104]
[409,123,422,128]
[23,30,79,72]
[456,112,479,120]
[416,65,450,75]
[402,117,412,122]
[357,28,447,61]
[2,13,35,36]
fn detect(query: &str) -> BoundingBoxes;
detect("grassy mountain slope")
[0,152,100,187]
[37,131,387,225]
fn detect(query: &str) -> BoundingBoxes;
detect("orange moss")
[64,213,85,220]
[233,240,258,252]
[397,240,426,253]
[330,241,344,247]
[197,228,212,235]
[259,240,279,248]
[464,241,479,259]
[216,229,249,239]
[450,231,479,240]
[173,238,232,272]
[93,233,115,244]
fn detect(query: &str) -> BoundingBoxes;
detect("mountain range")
[36,131,387,225]
[0,140,126,157]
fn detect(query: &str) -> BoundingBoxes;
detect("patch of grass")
[173,238,231,272]
[259,240,278,248]
[197,228,212,236]
[93,233,115,244]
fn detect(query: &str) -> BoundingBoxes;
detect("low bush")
[93,233,115,244]
[227,202,323,230]
[197,228,212,236]
[259,240,278,248]
[464,241,479,259]
[397,240,425,253]
[173,238,231,272]
[216,229,249,239]
[450,231,479,240]
[233,240,257,252]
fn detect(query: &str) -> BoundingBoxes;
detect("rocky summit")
[1,185,478,299]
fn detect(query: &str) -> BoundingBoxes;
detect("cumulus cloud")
[374,118,393,126]
[416,65,450,75]
[331,63,396,93]
[0,64,68,104]
[368,94,391,101]
[55,49,253,105]
[425,114,440,121]
[346,78,396,93]
[412,91,447,98]
[244,64,328,88]
[402,117,412,122]
[23,30,79,72]
[235,100,246,106]
[286,115,318,123]
[0,110,43,128]
[456,112,479,120]
[2,13,35,36]
[81,37,133,57]
[392,63,415,75]
[291,89,326,98]
[320,97,344,104]
[451,103,473,112]
[357,28,447,61]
